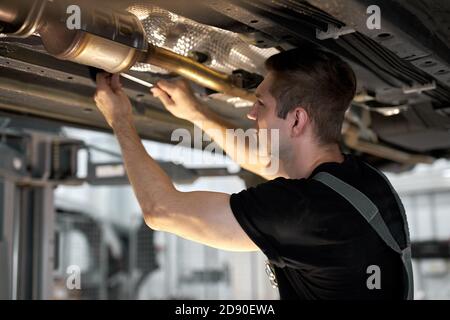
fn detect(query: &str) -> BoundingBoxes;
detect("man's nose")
[247,103,258,121]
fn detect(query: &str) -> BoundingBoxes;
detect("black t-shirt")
[230,154,406,300]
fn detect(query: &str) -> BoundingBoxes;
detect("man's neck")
[283,142,344,179]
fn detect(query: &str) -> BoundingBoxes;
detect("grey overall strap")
[363,162,414,300]
[312,171,414,300]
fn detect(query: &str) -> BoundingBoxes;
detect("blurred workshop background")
[49,127,450,300]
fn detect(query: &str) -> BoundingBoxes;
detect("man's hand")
[152,78,276,180]
[151,79,204,121]
[94,73,134,129]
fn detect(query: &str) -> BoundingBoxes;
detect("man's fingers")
[96,72,109,86]
[151,87,175,107]
[111,74,122,93]
[96,72,112,94]
[156,80,179,93]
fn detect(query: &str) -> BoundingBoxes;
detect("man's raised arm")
[151,80,278,180]
[93,73,258,252]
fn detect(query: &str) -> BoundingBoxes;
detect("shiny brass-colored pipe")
[142,45,257,103]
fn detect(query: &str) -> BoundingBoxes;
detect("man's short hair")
[265,44,356,145]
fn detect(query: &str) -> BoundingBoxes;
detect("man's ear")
[290,107,309,137]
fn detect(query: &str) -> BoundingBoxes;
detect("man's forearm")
[112,121,176,216]
[190,104,273,179]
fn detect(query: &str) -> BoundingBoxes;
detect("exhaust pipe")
[143,46,257,102]
[0,0,256,102]
[0,0,46,37]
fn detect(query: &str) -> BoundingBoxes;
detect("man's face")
[247,72,292,161]
[247,72,281,131]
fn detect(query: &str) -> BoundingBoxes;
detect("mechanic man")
[94,44,413,300]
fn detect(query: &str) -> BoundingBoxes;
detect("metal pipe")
[0,0,47,37]
[38,26,144,74]
[142,45,257,102]
[343,125,434,165]
[0,1,256,102]
[0,2,19,24]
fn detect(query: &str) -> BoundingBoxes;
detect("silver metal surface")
[127,4,278,75]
